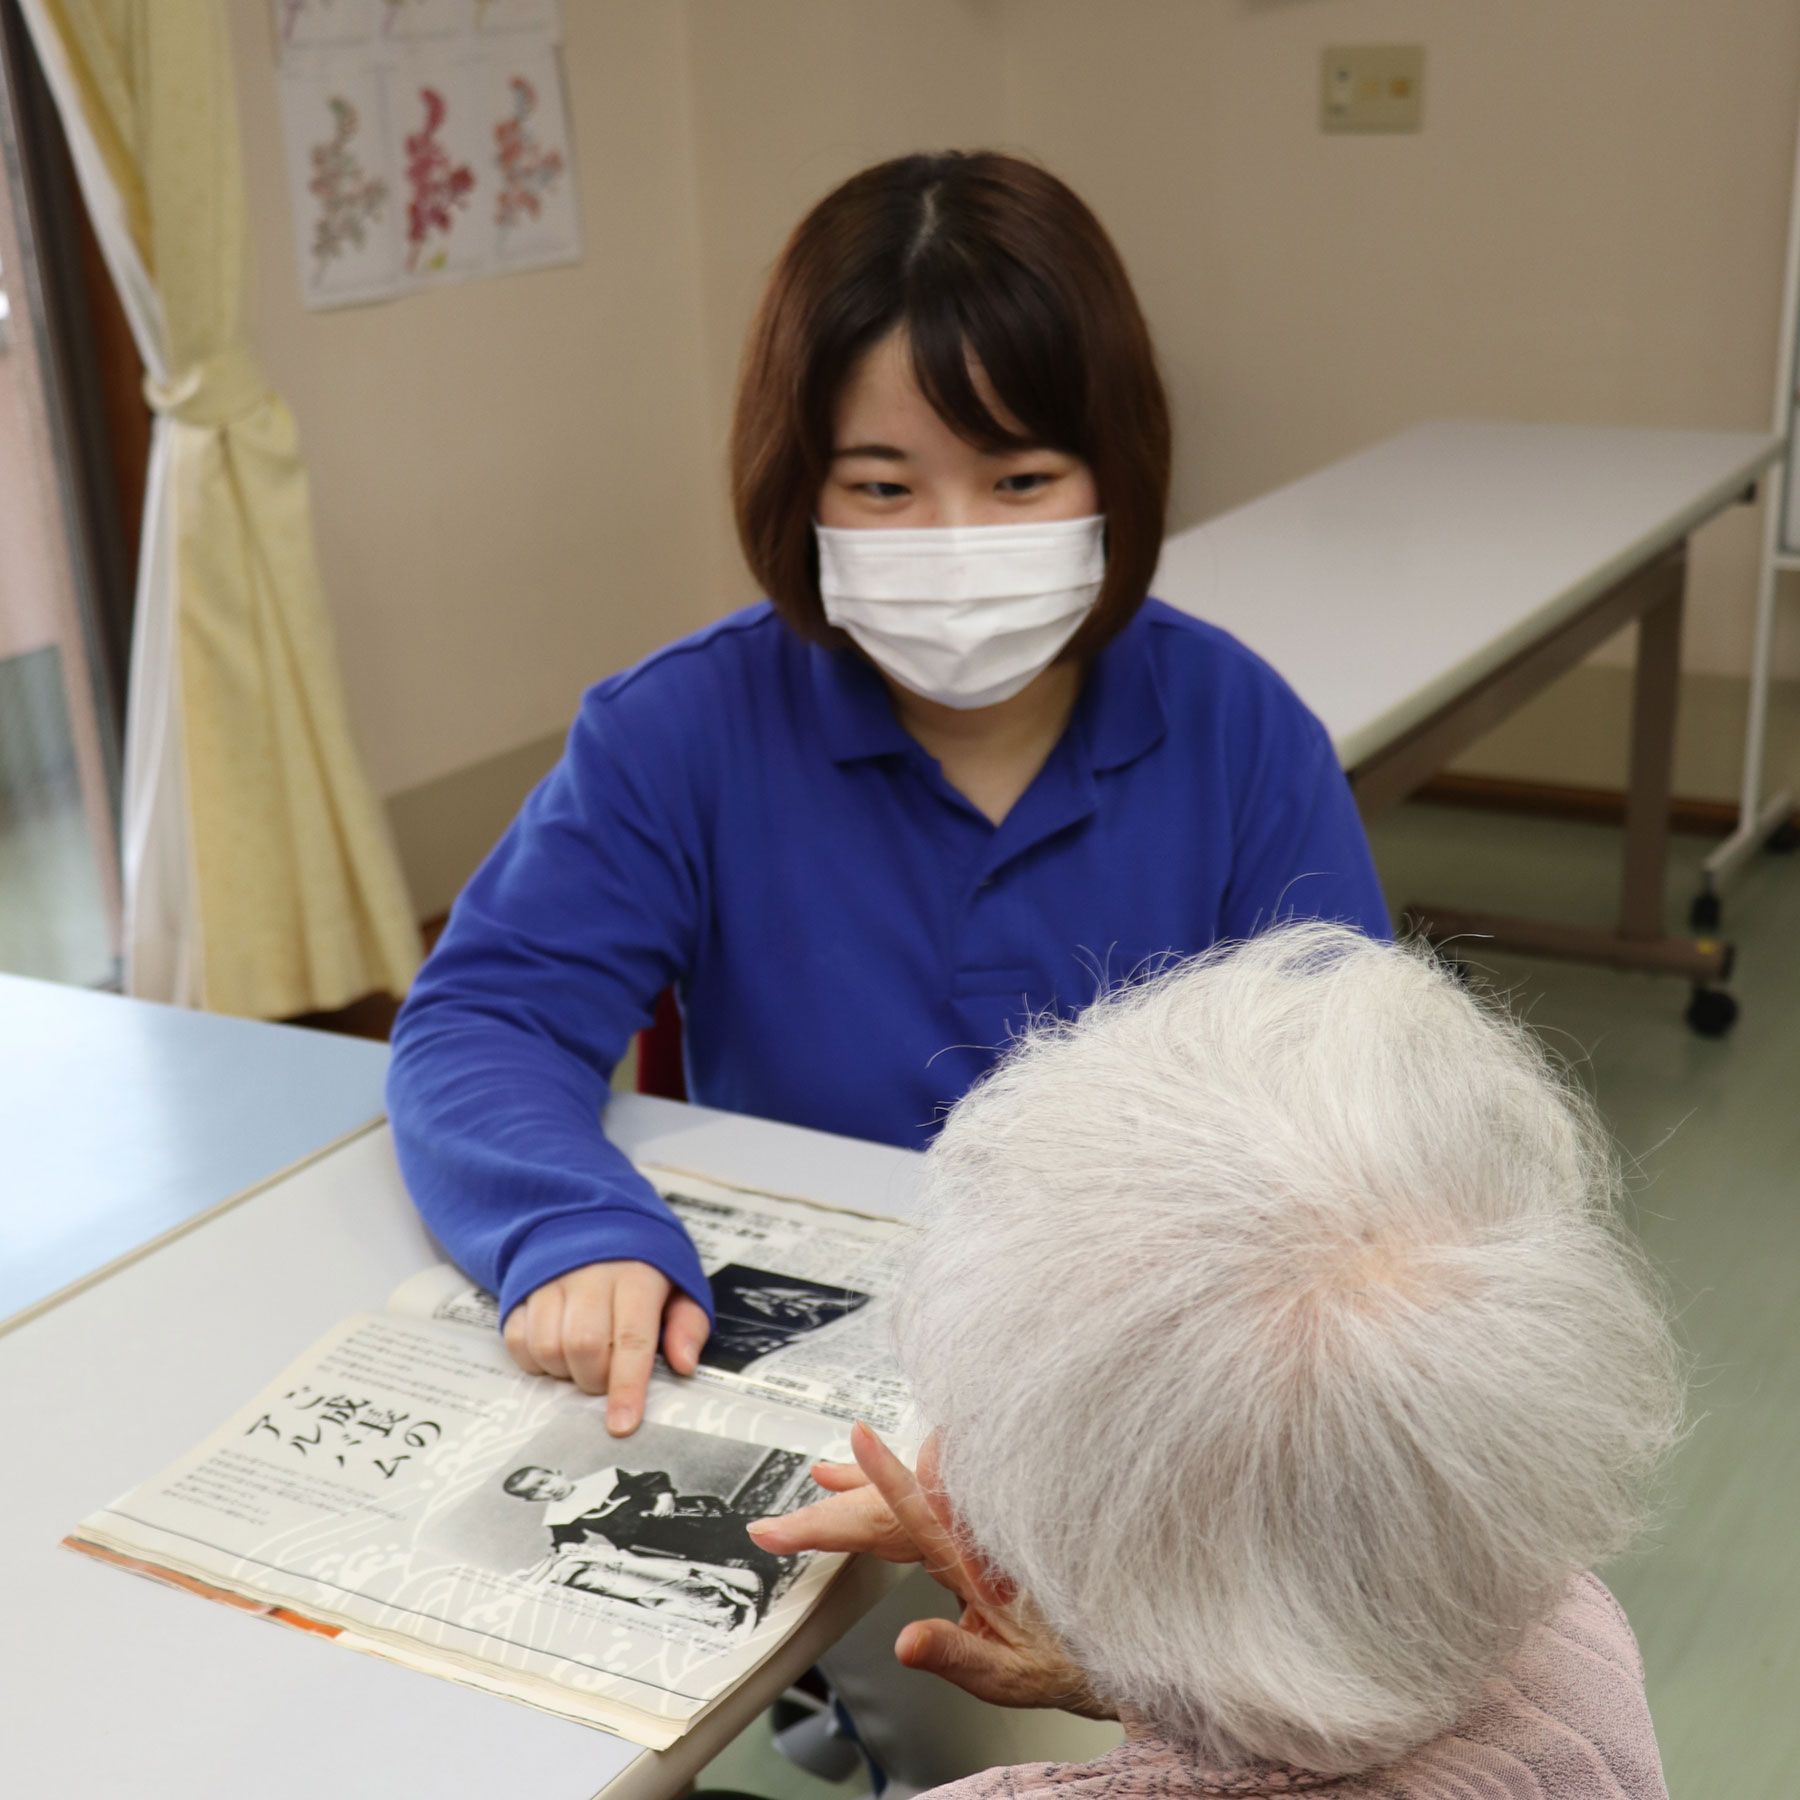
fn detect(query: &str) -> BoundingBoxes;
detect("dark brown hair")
[731,151,1172,656]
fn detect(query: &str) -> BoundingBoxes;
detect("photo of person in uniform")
[503,1460,795,1630]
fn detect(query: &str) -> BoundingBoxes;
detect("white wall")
[229,0,721,799]
[994,0,1800,684]
[683,0,1006,606]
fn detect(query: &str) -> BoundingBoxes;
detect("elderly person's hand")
[747,1437,920,1562]
[751,1423,1114,1719]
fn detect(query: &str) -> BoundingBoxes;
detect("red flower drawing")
[493,76,565,231]
[404,86,475,272]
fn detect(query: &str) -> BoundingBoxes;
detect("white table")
[1154,421,1783,1008]
[0,1093,922,1800]
[0,971,391,1328]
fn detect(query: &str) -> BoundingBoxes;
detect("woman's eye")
[997,472,1053,494]
[858,481,909,499]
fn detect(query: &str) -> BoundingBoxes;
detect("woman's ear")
[917,1433,1018,1608]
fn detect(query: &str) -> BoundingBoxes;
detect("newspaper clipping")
[393,1167,916,1435]
[73,1312,852,1747]
[71,1166,916,1747]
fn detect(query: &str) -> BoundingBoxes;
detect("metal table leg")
[1386,541,1734,995]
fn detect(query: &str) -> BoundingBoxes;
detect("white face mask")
[815,514,1106,710]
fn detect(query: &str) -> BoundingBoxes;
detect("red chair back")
[636,987,688,1100]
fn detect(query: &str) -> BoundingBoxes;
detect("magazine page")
[70,1313,851,1749]
[387,1166,917,1438]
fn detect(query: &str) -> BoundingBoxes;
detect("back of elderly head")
[896,922,1683,1778]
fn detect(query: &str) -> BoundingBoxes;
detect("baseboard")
[1413,772,1750,837]
[1444,663,1800,804]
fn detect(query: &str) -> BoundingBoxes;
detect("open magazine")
[66,1166,916,1751]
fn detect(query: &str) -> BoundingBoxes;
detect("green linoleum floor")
[703,804,1799,1800]
[1368,803,1800,1800]
[699,1705,867,1800]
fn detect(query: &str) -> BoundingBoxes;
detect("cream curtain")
[17,0,421,1016]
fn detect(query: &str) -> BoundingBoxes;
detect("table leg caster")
[1689,889,1722,932]
[1768,817,1800,854]
[1684,985,1739,1038]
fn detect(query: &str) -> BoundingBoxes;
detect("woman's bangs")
[903,264,1087,458]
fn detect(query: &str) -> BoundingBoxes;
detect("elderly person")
[755,922,1682,1798]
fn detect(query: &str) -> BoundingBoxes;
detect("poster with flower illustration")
[271,0,579,310]
[484,47,577,263]
[383,55,494,280]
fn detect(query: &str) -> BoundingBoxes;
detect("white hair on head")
[895,921,1684,1776]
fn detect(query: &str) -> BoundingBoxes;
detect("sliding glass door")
[0,51,120,987]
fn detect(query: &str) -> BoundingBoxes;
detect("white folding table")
[1154,421,1783,1027]
[0,977,923,1800]
[0,970,391,1327]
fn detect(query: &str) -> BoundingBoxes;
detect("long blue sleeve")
[387,677,715,1325]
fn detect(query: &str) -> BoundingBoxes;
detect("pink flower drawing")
[493,76,565,231]
[307,96,386,273]
[403,86,475,272]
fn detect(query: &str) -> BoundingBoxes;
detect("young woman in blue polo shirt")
[387,152,1387,1438]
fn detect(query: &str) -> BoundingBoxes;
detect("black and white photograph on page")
[446,1413,815,1635]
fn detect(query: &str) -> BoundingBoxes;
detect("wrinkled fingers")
[808,1460,873,1493]
[749,1483,915,1560]
[850,1422,968,1593]
[895,1615,1021,1701]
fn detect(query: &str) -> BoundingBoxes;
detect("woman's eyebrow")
[832,443,908,461]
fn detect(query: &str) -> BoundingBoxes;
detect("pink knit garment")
[921,1577,1667,1800]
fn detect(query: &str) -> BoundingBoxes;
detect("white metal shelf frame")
[1699,101,1800,904]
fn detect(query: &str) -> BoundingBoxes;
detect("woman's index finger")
[604,1264,668,1434]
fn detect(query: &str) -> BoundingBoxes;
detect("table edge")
[1333,435,1783,768]
[593,1557,908,1800]
[9,1106,915,1793]
[0,1112,388,1340]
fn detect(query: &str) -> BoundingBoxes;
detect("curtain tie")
[143,345,268,427]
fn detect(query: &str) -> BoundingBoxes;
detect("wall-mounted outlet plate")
[1321,45,1424,133]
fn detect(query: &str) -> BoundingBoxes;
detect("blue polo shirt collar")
[810,641,916,763]
[808,605,1167,776]
[1071,605,1166,774]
